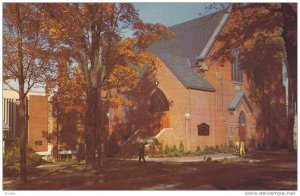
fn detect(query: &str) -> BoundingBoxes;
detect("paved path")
[120,153,239,163]
[147,153,238,162]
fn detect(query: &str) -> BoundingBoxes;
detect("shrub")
[219,144,224,152]
[195,146,202,156]
[158,144,163,157]
[3,145,20,177]
[184,150,193,156]
[4,142,46,177]
[228,140,234,148]
[179,141,185,155]
[172,145,179,157]
[203,146,219,154]
[172,144,178,152]
[27,148,46,167]
[222,143,235,153]
[204,146,209,154]
[164,144,170,156]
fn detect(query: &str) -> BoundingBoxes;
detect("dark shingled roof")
[158,53,215,91]
[228,91,254,112]
[148,9,228,91]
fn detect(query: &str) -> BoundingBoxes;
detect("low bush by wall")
[146,141,235,158]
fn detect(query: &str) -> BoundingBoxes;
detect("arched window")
[197,123,209,136]
[149,89,169,113]
[232,47,243,82]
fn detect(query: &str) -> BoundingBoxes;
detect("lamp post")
[185,113,190,151]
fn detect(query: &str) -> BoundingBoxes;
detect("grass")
[3,150,297,190]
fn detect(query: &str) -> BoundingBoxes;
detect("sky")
[133,3,221,26]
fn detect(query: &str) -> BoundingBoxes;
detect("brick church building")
[146,9,257,151]
[109,7,287,153]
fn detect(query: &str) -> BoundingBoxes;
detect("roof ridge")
[170,8,227,28]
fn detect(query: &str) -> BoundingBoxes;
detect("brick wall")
[155,58,217,151]
[28,95,48,152]
[155,59,188,149]
[203,10,260,148]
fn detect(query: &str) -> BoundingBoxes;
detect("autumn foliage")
[3,3,56,183]
[39,3,171,168]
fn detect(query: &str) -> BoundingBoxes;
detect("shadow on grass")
[3,150,297,190]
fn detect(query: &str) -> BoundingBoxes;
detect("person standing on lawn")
[138,141,146,164]
[135,135,147,165]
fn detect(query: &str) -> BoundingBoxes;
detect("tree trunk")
[85,87,98,168]
[287,80,296,150]
[96,89,103,173]
[282,3,297,151]
[18,91,27,183]
[267,101,272,149]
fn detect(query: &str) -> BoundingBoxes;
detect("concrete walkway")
[146,153,238,163]
[119,153,239,163]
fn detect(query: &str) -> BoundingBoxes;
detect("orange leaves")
[106,95,127,109]
[138,53,158,67]
[135,22,174,49]
[33,3,171,114]
[116,37,159,68]
[53,65,87,113]
[107,64,139,90]
[40,14,66,40]
[116,38,139,59]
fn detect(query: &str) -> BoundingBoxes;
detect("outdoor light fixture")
[184,113,190,119]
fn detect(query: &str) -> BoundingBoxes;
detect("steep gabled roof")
[228,91,254,112]
[158,53,215,91]
[149,9,228,66]
[148,9,229,91]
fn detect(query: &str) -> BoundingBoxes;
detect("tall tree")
[42,3,171,169]
[3,3,53,183]
[208,3,296,149]
[281,3,297,150]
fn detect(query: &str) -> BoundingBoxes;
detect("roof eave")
[228,92,254,113]
[187,86,216,92]
[197,8,231,61]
